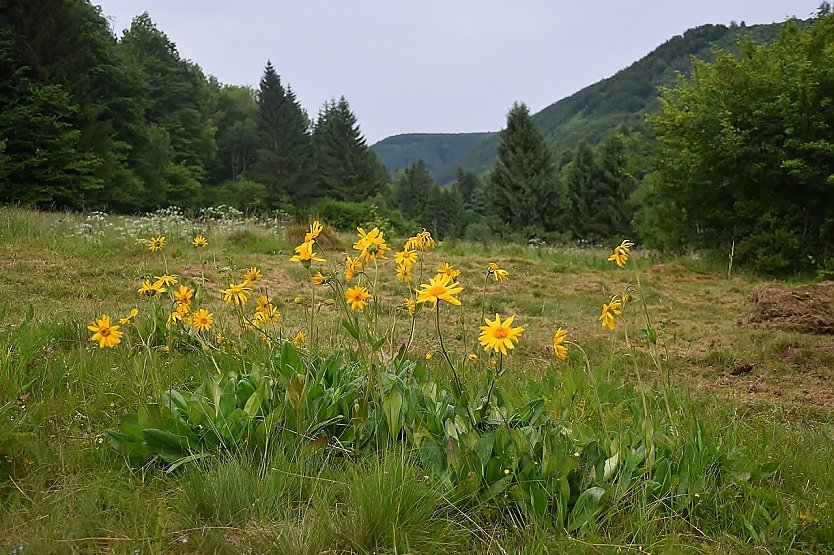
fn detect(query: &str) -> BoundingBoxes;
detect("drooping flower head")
[88,315,123,348]
[153,274,178,288]
[222,282,250,306]
[256,303,281,324]
[353,227,389,264]
[345,285,372,311]
[292,331,307,347]
[119,308,139,324]
[552,328,569,360]
[416,273,463,308]
[192,235,208,248]
[167,303,191,329]
[405,229,437,251]
[312,271,327,286]
[344,256,363,280]
[488,262,509,282]
[478,313,524,356]
[437,263,461,279]
[138,279,166,297]
[305,220,323,242]
[191,309,214,332]
[599,296,623,331]
[243,267,263,284]
[290,240,326,267]
[404,297,416,317]
[608,240,635,268]
[147,236,165,252]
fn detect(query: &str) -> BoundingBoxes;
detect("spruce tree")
[390,159,433,221]
[488,102,561,238]
[312,96,387,202]
[252,61,313,208]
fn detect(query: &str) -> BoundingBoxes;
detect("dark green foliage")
[252,62,314,208]
[313,96,388,202]
[488,102,563,238]
[371,132,494,184]
[390,159,434,220]
[640,16,834,272]
[210,84,259,183]
[389,160,465,239]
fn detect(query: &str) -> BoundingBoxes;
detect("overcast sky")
[94,1,818,144]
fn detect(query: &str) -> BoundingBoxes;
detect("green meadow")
[1,205,833,554]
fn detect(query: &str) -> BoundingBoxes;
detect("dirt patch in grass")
[741,282,834,334]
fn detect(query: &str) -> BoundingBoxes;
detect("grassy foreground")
[1,206,833,554]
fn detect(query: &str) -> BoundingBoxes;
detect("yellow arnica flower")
[395,249,419,270]
[138,279,166,296]
[292,331,307,347]
[88,315,123,348]
[479,313,524,356]
[256,304,281,323]
[119,308,139,324]
[345,285,372,311]
[552,328,569,360]
[312,271,327,285]
[416,273,463,308]
[425,352,433,361]
[395,263,412,282]
[147,236,165,252]
[154,274,178,288]
[353,227,389,264]
[437,263,461,279]
[243,267,263,284]
[488,262,509,282]
[467,353,478,362]
[222,282,250,305]
[167,303,190,329]
[172,284,193,306]
[406,229,437,251]
[256,294,272,311]
[191,309,214,332]
[290,240,326,266]
[405,297,416,317]
[305,220,323,242]
[608,240,634,268]
[344,256,362,280]
[192,235,208,248]
[599,296,623,331]
[216,333,225,344]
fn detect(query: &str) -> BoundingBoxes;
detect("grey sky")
[95,1,818,144]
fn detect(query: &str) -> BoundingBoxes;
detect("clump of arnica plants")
[3,211,829,554]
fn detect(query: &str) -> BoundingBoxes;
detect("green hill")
[372,20,792,184]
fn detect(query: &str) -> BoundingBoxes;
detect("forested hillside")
[373,20,790,184]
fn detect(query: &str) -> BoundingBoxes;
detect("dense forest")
[2,1,834,272]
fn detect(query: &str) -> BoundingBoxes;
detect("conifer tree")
[252,61,313,208]
[390,159,434,221]
[312,96,387,202]
[488,102,562,238]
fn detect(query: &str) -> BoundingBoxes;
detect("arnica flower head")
[167,303,191,329]
[488,262,509,282]
[552,327,569,360]
[608,240,635,268]
[406,229,437,251]
[599,296,623,331]
[395,263,413,282]
[243,267,263,284]
[222,282,250,306]
[405,296,416,317]
[292,331,307,347]
[312,271,327,286]
[345,285,372,311]
[119,308,139,324]
[153,274,178,288]
[353,227,389,264]
[138,279,166,296]
[437,262,461,279]
[147,236,165,252]
[344,256,362,280]
[256,303,281,323]
[290,240,326,267]
[172,284,193,306]
[192,235,208,248]
[305,220,323,242]
[88,315,123,348]
[216,333,225,344]
[395,249,419,270]
[191,308,213,332]
[416,273,463,308]
[479,313,524,356]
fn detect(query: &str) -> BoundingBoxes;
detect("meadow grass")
[1,205,833,554]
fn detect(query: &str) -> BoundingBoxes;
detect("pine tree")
[488,102,562,238]
[252,61,313,208]
[390,159,434,221]
[312,96,387,202]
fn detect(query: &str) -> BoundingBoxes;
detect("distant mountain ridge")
[371,19,793,184]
